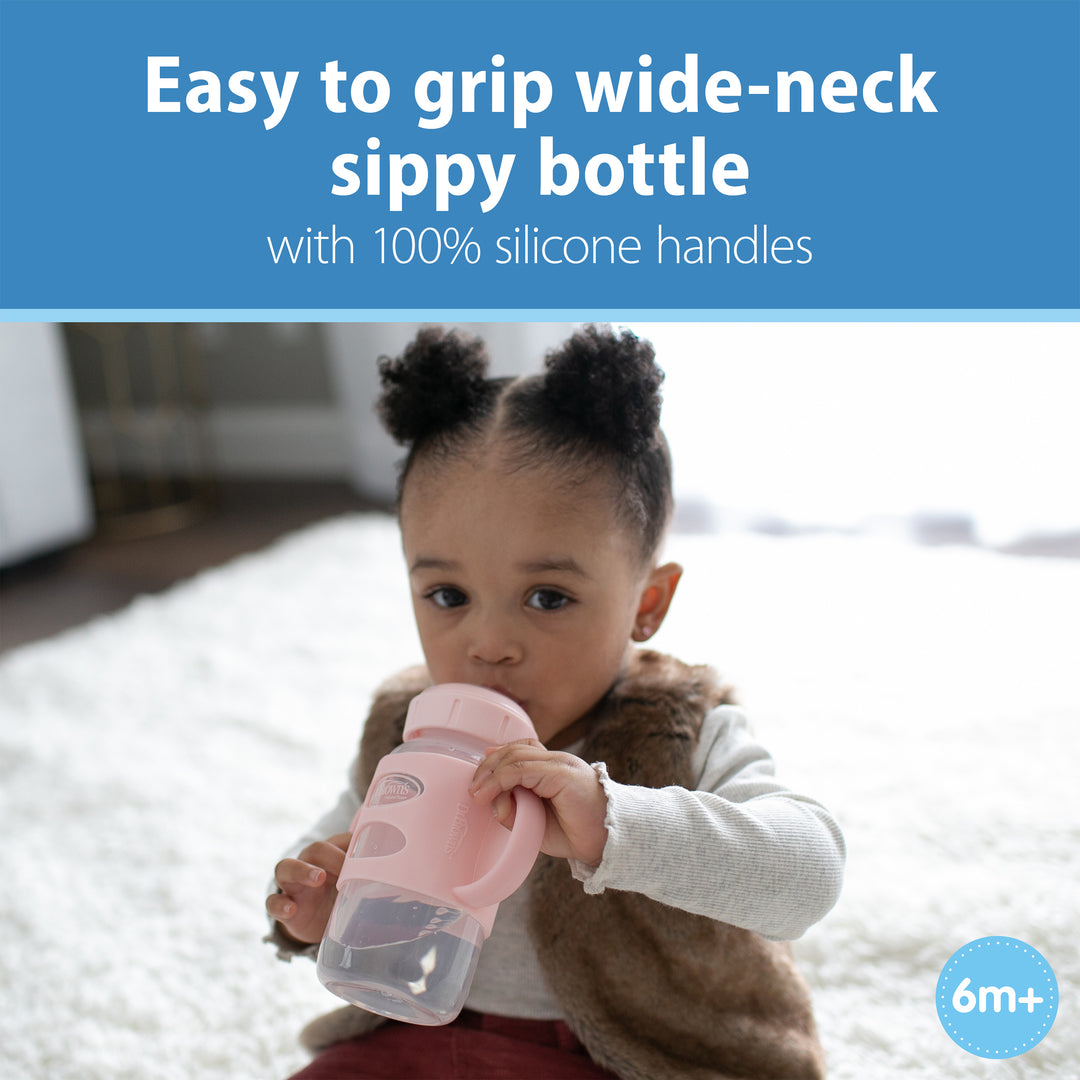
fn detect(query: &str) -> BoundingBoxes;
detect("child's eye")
[427,586,468,609]
[526,588,573,612]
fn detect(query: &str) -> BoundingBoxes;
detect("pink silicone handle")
[451,787,546,909]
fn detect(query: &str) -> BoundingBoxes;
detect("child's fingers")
[266,885,330,944]
[469,742,580,803]
[293,837,349,878]
[276,857,326,887]
[468,739,544,788]
[265,890,299,922]
[470,743,608,864]
[491,790,516,827]
[268,863,335,940]
[469,743,534,801]
[272,839,348,903]
[266,833,355,945]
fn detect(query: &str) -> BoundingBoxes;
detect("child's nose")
[466,613,523,666]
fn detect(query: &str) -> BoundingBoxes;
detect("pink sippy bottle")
[316,684,546,1025]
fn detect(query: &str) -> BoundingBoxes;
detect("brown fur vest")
[303,650,826,1080]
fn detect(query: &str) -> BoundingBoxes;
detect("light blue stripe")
[3,309,1079,322]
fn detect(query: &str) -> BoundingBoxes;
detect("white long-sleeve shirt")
[273,704,845,1020]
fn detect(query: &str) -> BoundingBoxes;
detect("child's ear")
[631,562,683,642]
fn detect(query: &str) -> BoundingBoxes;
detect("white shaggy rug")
[1,513,1076,1080]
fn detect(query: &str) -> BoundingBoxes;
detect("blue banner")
[1,0,1077,313]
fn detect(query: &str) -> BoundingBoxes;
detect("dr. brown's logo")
[369,773,424,805]
[444,802,470,857]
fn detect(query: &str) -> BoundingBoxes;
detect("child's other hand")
[469,740,609,867]
[266,832,351,945]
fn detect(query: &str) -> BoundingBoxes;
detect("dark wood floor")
[0,480,383,655]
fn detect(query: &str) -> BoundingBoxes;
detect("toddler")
[267,325,845,1080]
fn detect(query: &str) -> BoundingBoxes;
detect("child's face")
[400,450,660,744]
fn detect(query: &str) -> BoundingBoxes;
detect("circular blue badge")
[936,937,1058,1058]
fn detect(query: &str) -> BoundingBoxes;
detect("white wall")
[0,325,94,565]
[630,322,1080,546]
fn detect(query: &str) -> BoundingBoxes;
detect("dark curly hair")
[376,324,672,559]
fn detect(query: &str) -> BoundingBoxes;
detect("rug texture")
[1,513,1076,1079]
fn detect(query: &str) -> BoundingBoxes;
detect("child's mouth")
[483,684,527,711]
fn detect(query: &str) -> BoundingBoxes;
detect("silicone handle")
[451,787,546,909]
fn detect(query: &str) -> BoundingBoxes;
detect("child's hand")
[266,832,351,945]
[469,740,609,867]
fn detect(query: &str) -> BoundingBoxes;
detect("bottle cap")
[402,683,537,746]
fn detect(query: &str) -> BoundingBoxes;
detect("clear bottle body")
[316,730,490,1025]
[316,878,485,1025]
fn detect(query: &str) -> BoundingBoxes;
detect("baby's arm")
[574,706,845,941]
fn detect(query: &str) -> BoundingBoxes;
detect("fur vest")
[301,650,826,1080]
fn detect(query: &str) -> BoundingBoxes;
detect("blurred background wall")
[0,323,574,567]
[62,323,575,494]
[3,320,1078,571]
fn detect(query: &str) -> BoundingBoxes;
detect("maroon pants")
[287,1009,619,1079]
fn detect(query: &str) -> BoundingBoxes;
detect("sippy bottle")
[316,684,546,1025]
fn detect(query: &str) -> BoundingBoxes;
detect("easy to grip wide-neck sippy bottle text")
[316,684,546,1025]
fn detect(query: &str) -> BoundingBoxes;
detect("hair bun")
[377,327,491,445]
[542,325,663,456]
